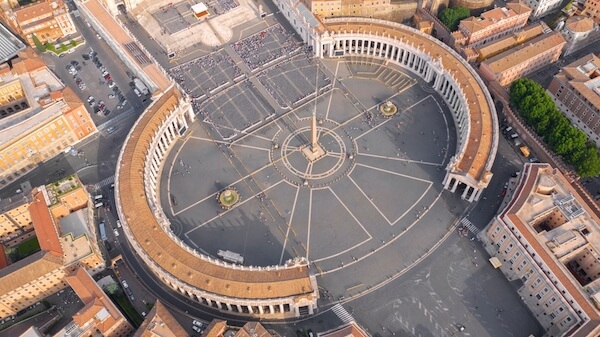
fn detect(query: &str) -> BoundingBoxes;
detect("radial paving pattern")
[161,33,470,300]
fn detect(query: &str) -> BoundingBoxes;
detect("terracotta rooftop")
[11,48,46,75]
[0,251,63,296]
[502,164,600,336]
[318,322,369,337]
[476,23,545,60]
[202,319,227,337]
[323,19,495,181]
[133,300,188,337]
[565,16,595,33]
[235,322,270,337]
[481,31,566,73]
[29,189,63,256]
[117,86,315,299]
[460,2,531,34]
[82,0,171,93]
[0,246,7,269]
[13,0,55,25]
[67,268,128,334]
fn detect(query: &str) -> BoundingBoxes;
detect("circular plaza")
[161,41,463,303]
[116,17,498,319]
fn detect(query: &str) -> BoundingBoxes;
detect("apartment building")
[523,0,564,18]
[479,31,565,86]
[464,22,549,63]
[451,2,531,52]
[578,0,600,21]
[0,180,105,319]
[559,16,600,56]
[0,49,97,189]
[547,53,600,147]
[480,163,600,337]
[57,268,134,337]
[2,0,76,46]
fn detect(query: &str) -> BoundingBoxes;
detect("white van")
[510,133,519,139]
[134,88,142,97]
[94,194,103,200]
[94,202,103,209]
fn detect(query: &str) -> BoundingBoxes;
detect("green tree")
[32,34,46,52]
[438,6,471,31]
[509,77,600,177]
[103,282,122,295]
[577,146,600,177]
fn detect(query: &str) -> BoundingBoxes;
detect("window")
[531,277,542,288]
[545,297,556,307]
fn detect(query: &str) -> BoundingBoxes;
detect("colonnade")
[116,87,318,319]
[145,104,192,197]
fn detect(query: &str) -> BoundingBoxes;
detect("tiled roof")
[323,19,495,182]
[29,190,63,256]
[67,268,129,334]
[11,48,46,75]
[202,319,227,337]
[14,0,55,25]
[134,301,188,337]
[0,251,63,295]
[460,2,531,34]
[481,31,565,73]
[476,23,545,60]
[117,86,315,299]
[565,16,595,33]
[318,322,369,337]
[235,322,270,337]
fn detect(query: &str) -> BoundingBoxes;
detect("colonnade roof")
[117,86,314,300]
[323,19,495,182]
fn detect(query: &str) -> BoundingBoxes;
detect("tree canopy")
[438,6,471,31]
[509,78,600,177]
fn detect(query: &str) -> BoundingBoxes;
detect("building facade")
[480,163,600,337]
[523,0,563,18]
[451,2,531,52]
[0,181,105,319]
[0,50,97,189]
[547,53,600,147]
[2,0,77,46]
[579,0,600,21]
[479,31,565,86]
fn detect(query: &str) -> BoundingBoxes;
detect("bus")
[99,223,107,241]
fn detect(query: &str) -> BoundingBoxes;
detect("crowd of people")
[169,52,242,99]
[232,25,301,71]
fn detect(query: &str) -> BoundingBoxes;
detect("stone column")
[462,185,471,200]
[451,178,459,192]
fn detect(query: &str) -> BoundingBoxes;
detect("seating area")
[198,80,274,140]
[169,50,242,101]
[258,54,331,108]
